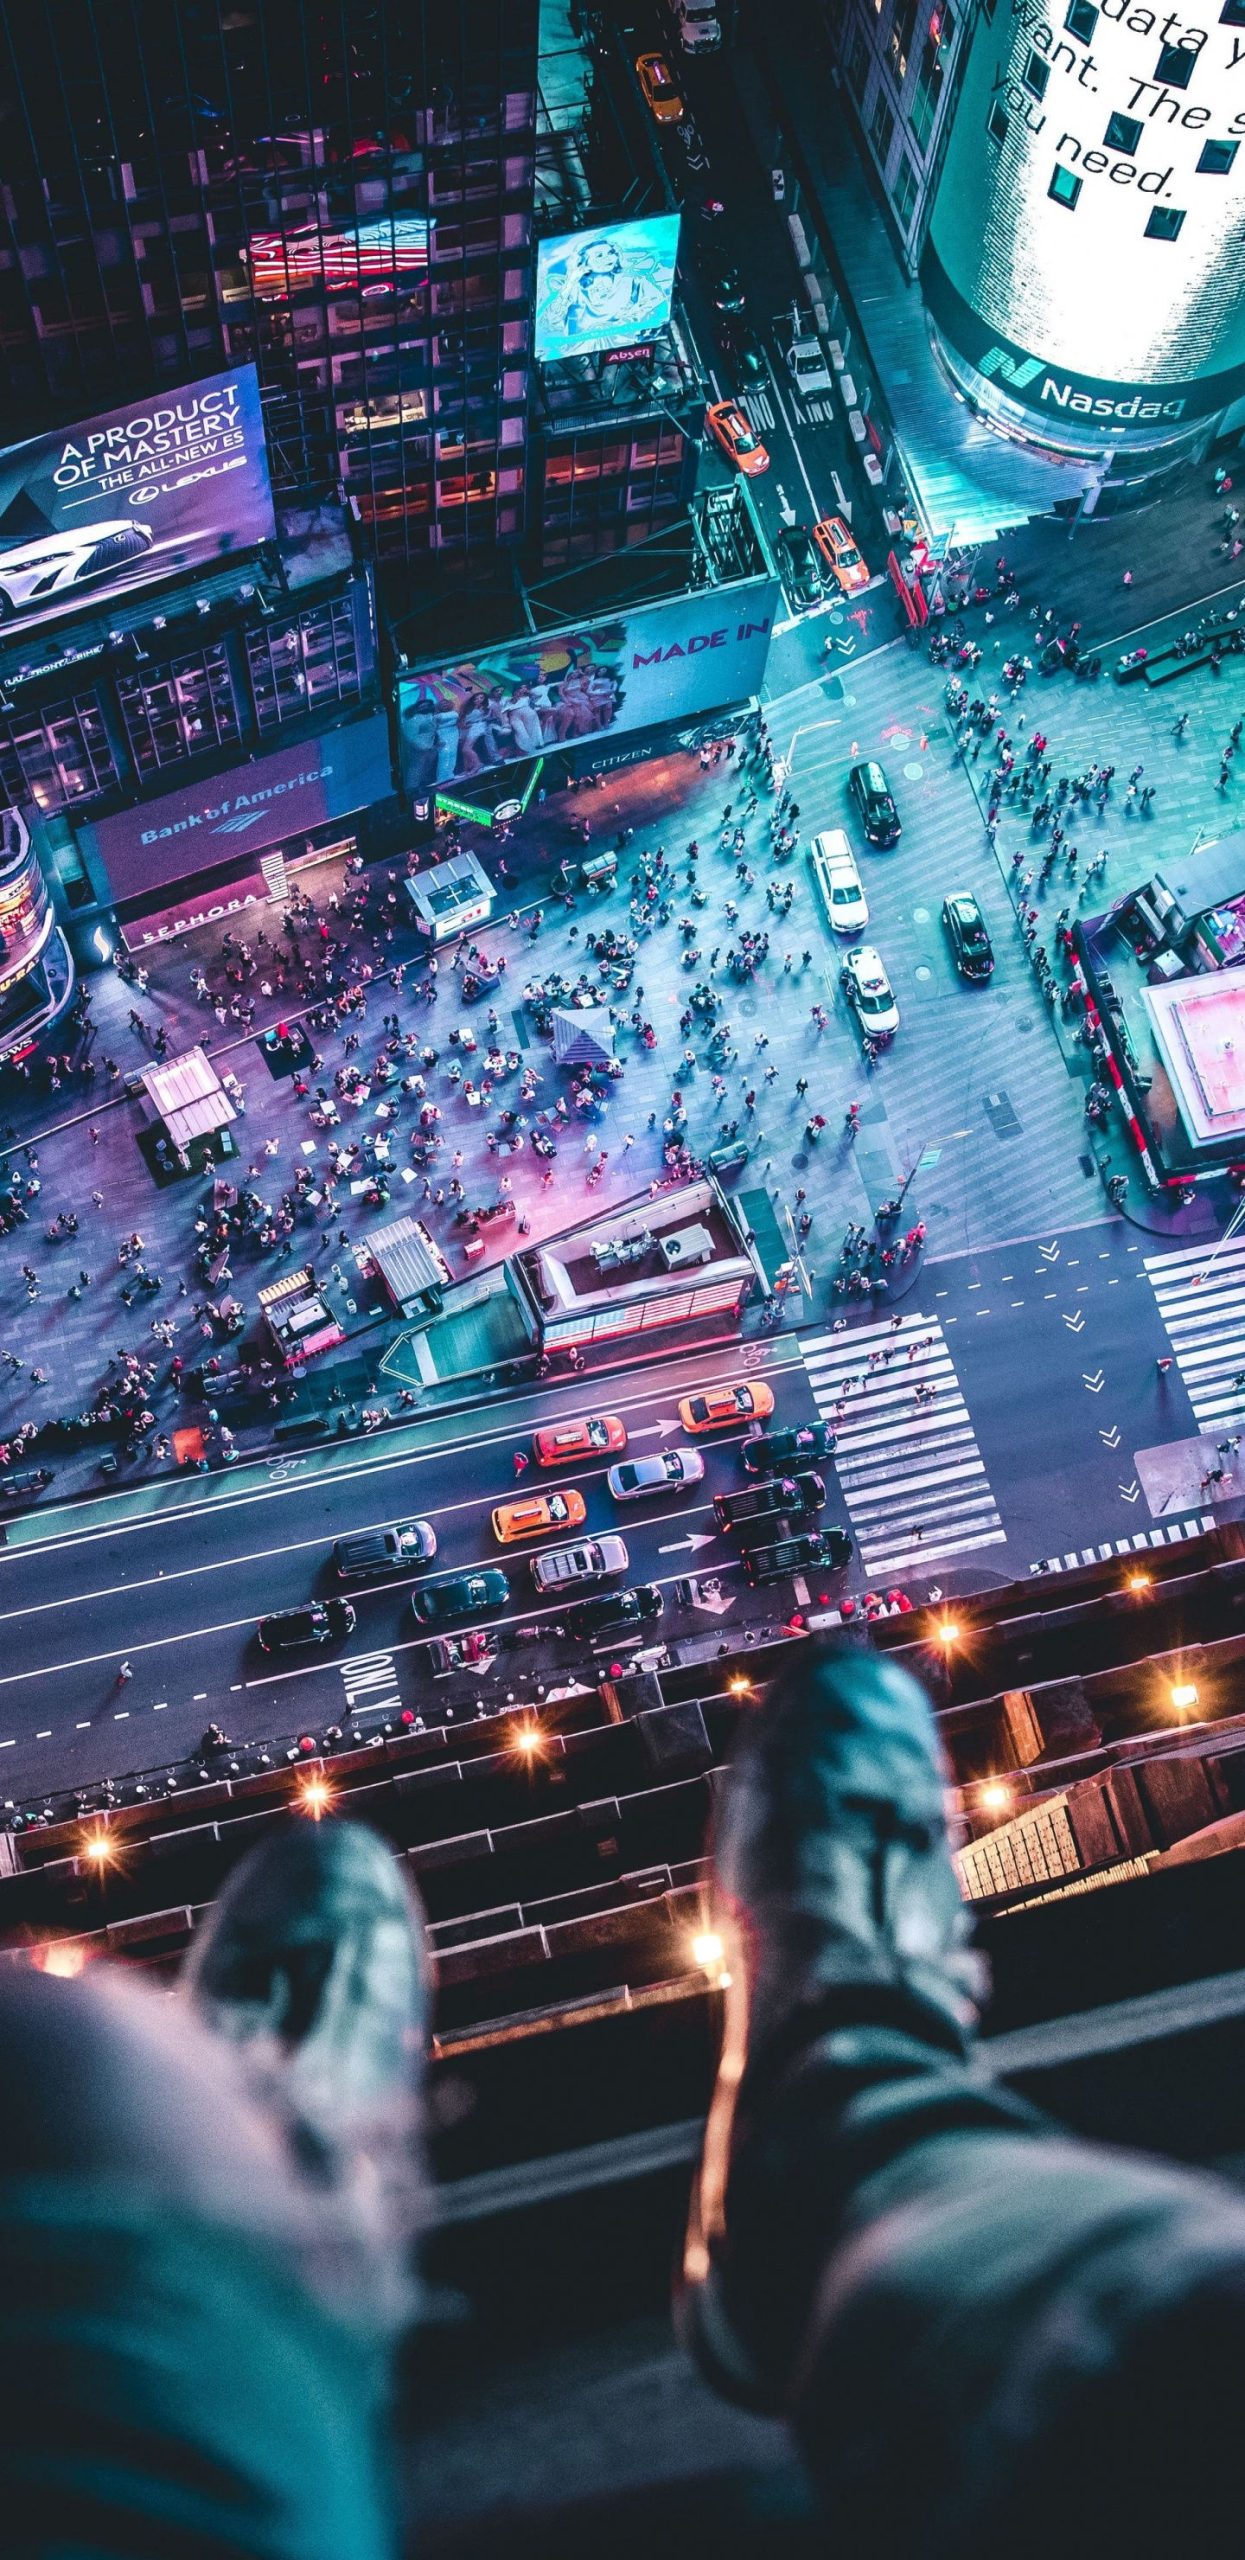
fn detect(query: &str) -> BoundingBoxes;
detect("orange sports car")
[705,399,769,478]
[532,1415,627,1467]
[636,50,684,123]
[678,1379,776,1434]
[492,1487,587,1544]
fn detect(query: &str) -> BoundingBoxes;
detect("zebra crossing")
[1030,1518,1215,1575]
[1146,1236,1245,1432]
[799,1314,1006,1579]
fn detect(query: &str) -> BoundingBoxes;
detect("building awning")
[138,1045,236,1148]
[553,1006,615,1067]
[367,1211,451,1314]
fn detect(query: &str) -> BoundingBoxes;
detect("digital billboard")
[245,217,432,300]
[922,4,1245,443]
[397,577,778,794]
[88,711,394,905]
[0,368,275,640]
[534,214,681,364]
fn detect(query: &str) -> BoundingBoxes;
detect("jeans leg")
[0,1965,399,2559]
[788,2118,1245,2560]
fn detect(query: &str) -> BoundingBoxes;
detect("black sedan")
[565,1583,665,1641]
[942,891,995,981]
[410,1568,510,1628]
[848,759,901,848]
[777,524,825,613]
[714,310,767,384]
[741,1527,853,1585]
[707,258,746,315]
[742,1422,836,1477]
[257,1598,356,1654]
[714,1472,825,1532]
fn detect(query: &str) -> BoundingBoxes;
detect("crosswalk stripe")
[1031,1515,1214,1572]
[797,1319,1004,1574]
[1149,1250,1245,1429]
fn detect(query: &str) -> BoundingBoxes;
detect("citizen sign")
[138,763,329,846]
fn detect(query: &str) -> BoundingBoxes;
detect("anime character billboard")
[534,214,681,363]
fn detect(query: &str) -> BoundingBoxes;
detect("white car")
[607,1447,705,1502]
[841,944,900,1039]
[0,519,153,622]
[812,830,869,934]
[531,1534,629,1593]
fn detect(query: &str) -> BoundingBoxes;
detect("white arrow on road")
[629,1420,680,1439]
[1099,1424,1121,1449]
[1062,1310,1085,1334]
[831,471,853,525]
[659,1532,718,1554]
[1119,1480,1141,1503]
[1083,1369,1105,1393]
[774,482,798,527]
[1040,1242,1060,1263]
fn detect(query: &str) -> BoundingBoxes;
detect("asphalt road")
[0,1335,841,1802]
[2,1212,1237,1810]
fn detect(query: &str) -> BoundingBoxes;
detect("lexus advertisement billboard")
[397,577,779,794]
[922,3,1245,445]
[534,214,681,365]
[0,366,276,638]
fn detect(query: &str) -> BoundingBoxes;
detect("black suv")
[742,1422,836,1477]
[741,1527,853,1585]
[942,891,995,981]
[848,759,901,848]
[565,1584,665,1641]
[257,1598,356,1654]
[777,524,824,613]
[715,309,767,383]
[410,1569,510,1627]
[713,1472,825,1532]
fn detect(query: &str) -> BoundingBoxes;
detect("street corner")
[1136,1434,1242,1520]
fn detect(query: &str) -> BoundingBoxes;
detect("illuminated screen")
[923,6,1245,426]
[398,576,779,794]
[534,213,681,364]
[0,367,276,641]
[246,217,432,299]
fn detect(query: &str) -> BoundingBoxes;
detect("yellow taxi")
[678,1379,776,1434]
[813,514,870,597]
[491,1487,587,1544]
[532,1415,626,1467]
[636,50,684,122]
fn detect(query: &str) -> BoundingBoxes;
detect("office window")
[1105,111,1143,153]
[1065,0,1098,33]
[1023,48,1050,98]
[1144,204,1186,238]
[892,154,919,228]
[846,21,870,91]
[988,99,1009,144]
[1049,163,1082,207]
[1198,138,1239,173]
[910,72,937,149]
[870,91,896,163]
[1155,41,1196,83]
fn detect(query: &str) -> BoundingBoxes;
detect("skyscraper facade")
[0,0,538,569]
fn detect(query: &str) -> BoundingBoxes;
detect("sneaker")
[184,1820,428,2325]
[185,1817,427,2139]
[680,1645,991,2409]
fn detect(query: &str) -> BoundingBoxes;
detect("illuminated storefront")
[922,1,1245,470]
[0,807,74,1061]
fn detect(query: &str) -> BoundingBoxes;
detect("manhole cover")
[791,1151,810,1170]
[913,905,930,922]
[915,964,933,983]
[890,729,912,748]
[902,760,925,780]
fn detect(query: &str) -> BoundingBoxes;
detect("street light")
[1169,1682,1200,1714]
[297,1775,334,1820]
[977,1780,1013,1817]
